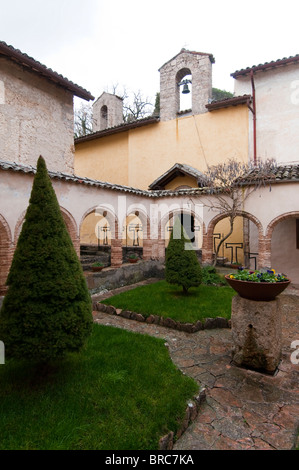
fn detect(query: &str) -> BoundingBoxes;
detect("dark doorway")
[180,213,195,243]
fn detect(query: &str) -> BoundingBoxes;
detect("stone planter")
[225,275,290,301]
[228,264,242,269]
[92,266,104,272]
[231,295,282,374]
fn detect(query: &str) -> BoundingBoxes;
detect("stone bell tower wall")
[93,92,124,131]
[159,49,214,121]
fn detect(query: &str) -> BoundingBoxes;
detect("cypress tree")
[0,156,93,362]
[165,216,202,294]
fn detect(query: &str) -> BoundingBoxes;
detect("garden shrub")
[165,216,202,294]
[0,156,93,363]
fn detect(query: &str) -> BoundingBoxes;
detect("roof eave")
[0,41,94,101]
[75,116,160,144]
[231,55,299,79]
[206,95,252,111]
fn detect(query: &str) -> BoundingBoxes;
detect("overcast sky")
[1,0,299,107]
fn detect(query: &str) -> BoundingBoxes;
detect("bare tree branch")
[74,102,94,138]
[200,158,276,266]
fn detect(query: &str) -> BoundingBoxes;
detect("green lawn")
[103,280,235,323]
[0,324,198,450]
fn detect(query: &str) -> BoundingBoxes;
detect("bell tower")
[92,92,124,131]
[159,49,215,121]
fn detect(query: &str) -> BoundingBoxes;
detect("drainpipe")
[247,71,257,165]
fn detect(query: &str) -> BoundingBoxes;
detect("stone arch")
[14,207,79,256]
[14,210,27,243]
[123,204,150,241]
[60,207,80,256]
[80,205,121,268]
[204,211,263,266]
[122,205,152,260]
[0,214,13,295]
[265,211,299,282]
[266,211,299,238]
[159,207,206,238]
[159,206,206,259]
[176,67,192,112]
[80,205,119,243]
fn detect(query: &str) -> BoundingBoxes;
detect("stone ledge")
[158,388,206,450]
[93,301,231,333]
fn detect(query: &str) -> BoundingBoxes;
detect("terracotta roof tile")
[0,40,94,101]
[75,116,160,144]
[206,95,251,111]
[231,54,299,78]
[0,159,208,197]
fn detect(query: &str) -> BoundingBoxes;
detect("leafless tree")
[123,90,154,122]
[201,159,276,266]
[105,84,154,122]
[74,102,94,138]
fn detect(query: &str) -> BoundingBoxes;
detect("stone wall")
[92,92,124,131]
[159,49,213,121]
[86,259,165,294]
[0,57,75,173]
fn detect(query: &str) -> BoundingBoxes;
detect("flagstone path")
[92,283,299,451]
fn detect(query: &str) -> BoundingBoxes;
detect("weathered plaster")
[0,58,75,173]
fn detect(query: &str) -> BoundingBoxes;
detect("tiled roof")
[0,40,94,101]
[1,160,298,198]
[231,54,299,78]
[0,159,149,196]
[149,163,206,190]
[75,116,160,144]
[237,164,299,184]
[206,95,252,111]
[0,159,208,198]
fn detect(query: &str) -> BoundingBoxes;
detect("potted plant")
[225,268,290,301]
[91,262,104,272]
[229,262,243,269]
[128,253,139,264]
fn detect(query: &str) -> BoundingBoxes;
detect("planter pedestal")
[231,295,282,375]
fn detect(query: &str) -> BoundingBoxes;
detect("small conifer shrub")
[165,216,202,294]
[0,156,93,362]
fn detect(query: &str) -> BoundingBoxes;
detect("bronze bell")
[182,83,190,94]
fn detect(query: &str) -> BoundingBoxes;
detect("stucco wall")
[0,58,75,173]
[234,64,299,165]
[271,218,299,281]
[1,168,299,286]
[75,105,249,189]
[74,132,129,186]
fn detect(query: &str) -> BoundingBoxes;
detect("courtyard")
[93,281,299,450]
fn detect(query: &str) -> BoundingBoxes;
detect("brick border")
[0,214,13,295]
[158,387,206,450]
[93,301,231,332]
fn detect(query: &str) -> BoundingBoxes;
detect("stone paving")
[92,282,299,451]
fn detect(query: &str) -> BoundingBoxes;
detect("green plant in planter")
[128,254,138,260]
[92,262,104,267]
[228,268,289,283]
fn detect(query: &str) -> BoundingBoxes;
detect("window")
[100,105,108,129]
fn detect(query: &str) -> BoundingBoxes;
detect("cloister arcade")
[0,165,298,295]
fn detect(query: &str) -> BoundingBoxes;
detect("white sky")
[1,0,299,108]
